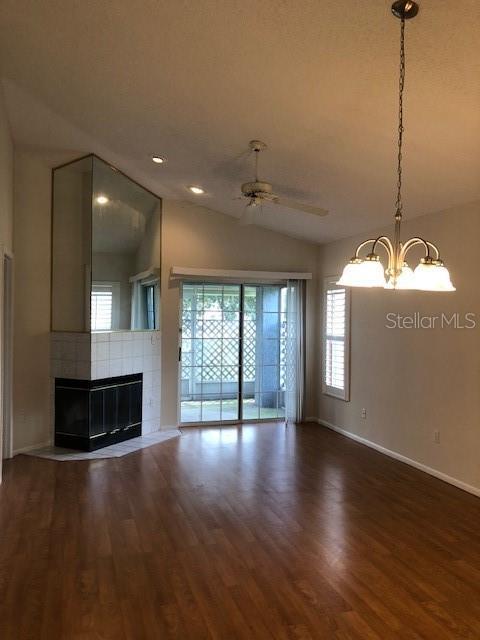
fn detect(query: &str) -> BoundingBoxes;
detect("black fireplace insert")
[55,373,142,451]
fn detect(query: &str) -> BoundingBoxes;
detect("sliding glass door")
[180,283,240,423]
[180,282,287,424]
[242,285,286,420]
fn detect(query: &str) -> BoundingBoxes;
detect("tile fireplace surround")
[51,330,161,435]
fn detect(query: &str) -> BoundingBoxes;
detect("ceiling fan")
[238,140,328,225]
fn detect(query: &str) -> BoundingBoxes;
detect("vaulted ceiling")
[1,0,479,243]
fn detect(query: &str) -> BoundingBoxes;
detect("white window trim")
[322,276,351,401]
[171,266,312,282]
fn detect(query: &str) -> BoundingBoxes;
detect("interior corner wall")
[317,201,480,491]
[160,200,319,429]
[12,150,52,452]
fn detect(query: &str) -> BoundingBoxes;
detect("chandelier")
[338,1,455,291]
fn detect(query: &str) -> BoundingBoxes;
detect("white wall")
[160,200,319,428]
[0,89,13,254]
[317,201,480,492]
[0,85,14,473]
[12,150,52,452]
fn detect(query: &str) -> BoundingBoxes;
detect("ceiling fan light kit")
[238,139,328,225]
[338,1,455,292]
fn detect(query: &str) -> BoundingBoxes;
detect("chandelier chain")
[395,16,406,220]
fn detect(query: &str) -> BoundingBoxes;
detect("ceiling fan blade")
[272,197,328,217]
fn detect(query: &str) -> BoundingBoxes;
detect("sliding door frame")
[177,280,289,427]
[238,283,245,423]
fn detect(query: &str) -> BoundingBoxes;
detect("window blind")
[323,282,350,400]
[91,286,113,331]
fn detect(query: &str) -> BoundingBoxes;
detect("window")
[91,283,120,331]
[323,278,350,400]
[145,284,156,330]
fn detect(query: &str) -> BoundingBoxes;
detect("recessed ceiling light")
[188,186,205,195]
[152,155,166,164]
[95,195,109,205]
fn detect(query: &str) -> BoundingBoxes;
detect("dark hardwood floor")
[1,422,480,639]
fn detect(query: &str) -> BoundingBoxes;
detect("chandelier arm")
[400,237,438,263]
[400,237,428,262]
[353,239,377,257]
[354,236,395,271]
[400,237,422,260]
[372,236,395,271]
[426,241,440,260]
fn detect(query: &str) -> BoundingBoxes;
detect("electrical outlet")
[361,408,367,419]
[434,430,440,444]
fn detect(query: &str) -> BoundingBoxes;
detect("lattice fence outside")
[181,310,256,383]
[181,285,285,391]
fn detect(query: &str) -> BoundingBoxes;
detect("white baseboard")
[13,440,52,456]
[309,417,480,499]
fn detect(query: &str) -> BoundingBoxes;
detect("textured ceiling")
[1,0,480,244]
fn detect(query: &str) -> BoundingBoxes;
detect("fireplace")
[55,373,143,451]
